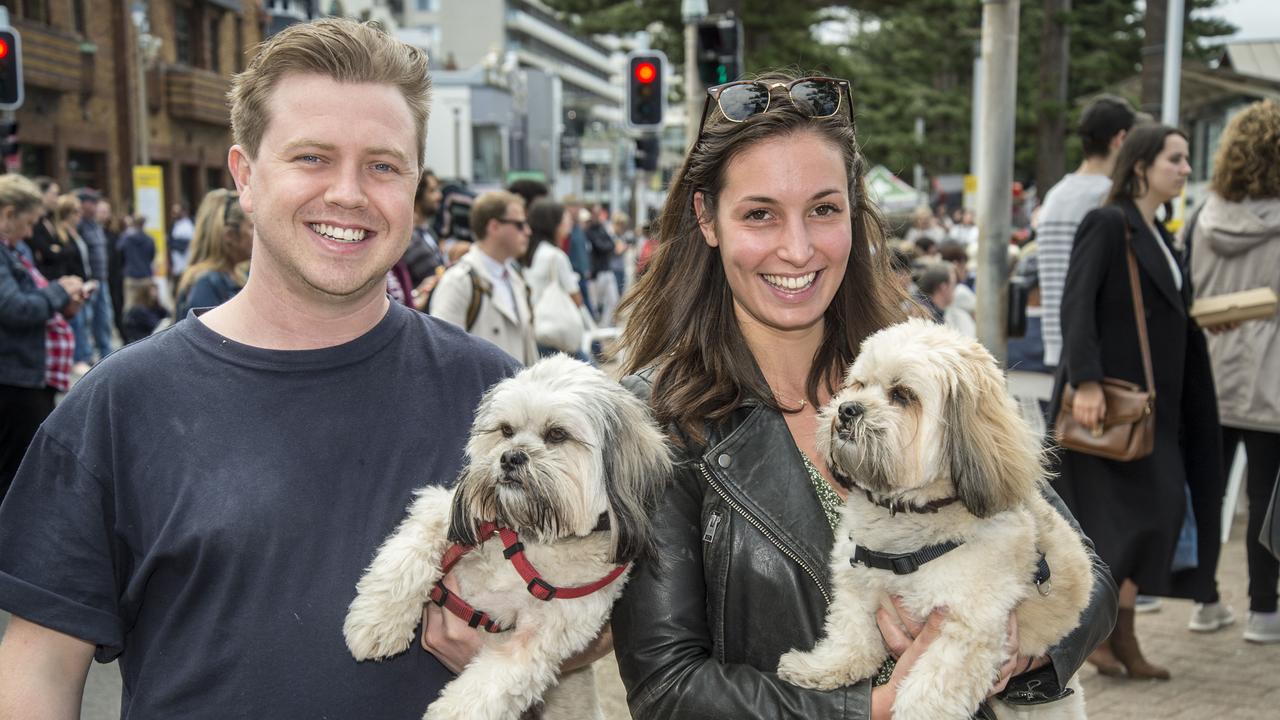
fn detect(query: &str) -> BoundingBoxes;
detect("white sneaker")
[1188,602,1235,632]
[1244,611,1280,643]
[1134,595,1162,614]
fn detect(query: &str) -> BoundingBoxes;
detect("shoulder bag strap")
[1123,224,1155,395]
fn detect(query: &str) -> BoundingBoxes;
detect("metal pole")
[136,34,149,166]
[1161,0,1184,126]
[975,0,1020,363]
[682,0,707,151]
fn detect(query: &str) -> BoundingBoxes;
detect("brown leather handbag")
[1054,228,1156,462]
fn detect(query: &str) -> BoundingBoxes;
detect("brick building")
[4,0,270,222]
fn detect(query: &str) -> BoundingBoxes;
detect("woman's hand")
[420,573,483,674]
[1070,381,1106,432]
[871,600,947,720]
[1202,320,1241,334]
[411,275,438,312]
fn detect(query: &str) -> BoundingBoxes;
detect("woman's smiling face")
[696,129,852,336]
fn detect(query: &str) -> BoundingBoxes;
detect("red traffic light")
[634,61,657,84]
[0,39,8,61]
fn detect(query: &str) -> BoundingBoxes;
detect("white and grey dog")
[344,354,672,720]
[777,319,1093,720]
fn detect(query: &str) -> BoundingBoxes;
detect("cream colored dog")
[777,319,1092,720]
[344,355,672,720]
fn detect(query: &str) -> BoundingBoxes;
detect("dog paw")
[777,650,846,691]
[343,611,416,661]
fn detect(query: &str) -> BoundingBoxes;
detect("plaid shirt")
[17,253,75,392]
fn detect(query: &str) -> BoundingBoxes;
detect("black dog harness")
[428,519,627,633]
[851,542,1054,594]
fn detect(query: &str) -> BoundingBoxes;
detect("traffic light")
[0,27,23,111]
[696,16,742,87]
[626,50,666,129]
[634,135,659,172]
[1,120,18,159]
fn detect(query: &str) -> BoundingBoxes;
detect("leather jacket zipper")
[698,462,832,605]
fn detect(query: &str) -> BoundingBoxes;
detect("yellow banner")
[132,165,166,277]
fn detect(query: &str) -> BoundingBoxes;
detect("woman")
[0,175,84,500]
[520,198,585,357]
[175,189,252,319]
[611,70,1115,719]
[1055,124,1222,679]
[1190,100,1280,644]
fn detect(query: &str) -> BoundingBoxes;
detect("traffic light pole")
[682,0,706,152]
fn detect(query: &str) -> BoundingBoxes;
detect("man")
[168,201,194,281]
[117,214,155,314]
[73,188,115,363]
[1038,95,1136,369]
[585,206,619,326]
[0,19,519,718]
[915,261,956,324]
[430,190,538,365]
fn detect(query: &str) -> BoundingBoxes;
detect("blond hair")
[470,190,523,241]
[228,18,431,165]
[178,189,249,298]
[1210,100,1280,203]
[0,174,43,216]
[52,194,83,246]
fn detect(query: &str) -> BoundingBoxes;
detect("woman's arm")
[612,464,864,719]
[0,259,70,328]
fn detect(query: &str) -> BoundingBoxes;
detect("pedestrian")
[0,18,537,718]
[1053,123,1223,680]
[610,69,1114,719]
[168,201,194,282]
[174,189,251,319]
[117,213,155,314]
[99,199,127,341]
[120,279,168,344]
[520,197,586,358]
[914,261,955,324]
[1189,99,1280,643]
[25,176,69,282]
[1039,95,1137,370]
[429,190,538,365]
[74,188,116,363]
[586,206,619,326]
[0,175,84,501]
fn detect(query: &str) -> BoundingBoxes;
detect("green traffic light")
[717,65,728,84]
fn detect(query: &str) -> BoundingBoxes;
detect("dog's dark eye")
[544,427,568,444]
[499,423,515,438]
[890,388,912,406]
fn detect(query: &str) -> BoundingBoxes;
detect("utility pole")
[1162,0,1185,126]
[1142,0,1168,118]
[975,0,1020,363]
[683,0,707,151]
[1036,0,1070,194]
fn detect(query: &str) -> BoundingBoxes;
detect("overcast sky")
[1205,0,1280,42]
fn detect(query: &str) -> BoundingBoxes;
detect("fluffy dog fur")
[776,319,1092,720]
[343,355,672,720]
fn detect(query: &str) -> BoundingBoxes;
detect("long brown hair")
[615,70,908,442]
[1105,123,1188,207]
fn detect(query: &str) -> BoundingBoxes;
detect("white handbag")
[533,284,585,353]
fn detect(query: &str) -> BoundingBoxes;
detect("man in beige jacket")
[430,190,538,365]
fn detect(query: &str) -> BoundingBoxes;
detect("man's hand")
[420,573,484,674]
[1070,381,1106,433]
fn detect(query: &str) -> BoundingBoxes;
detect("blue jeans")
[71,288,116,363]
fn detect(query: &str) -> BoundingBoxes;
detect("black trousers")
[0,384,56,502]
[1222,426,1280,613]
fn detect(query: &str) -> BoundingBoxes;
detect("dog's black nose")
[500,450,528,472]
[838,402,865,423]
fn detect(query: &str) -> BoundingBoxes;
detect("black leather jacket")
[613,372,1118,719]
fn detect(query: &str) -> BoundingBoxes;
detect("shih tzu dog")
[777,319,1092,720]
[344,355,672,720]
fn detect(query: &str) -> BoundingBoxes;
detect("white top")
[1147,222,1183,291]
[526,241,579,305]
[474,246,519,320]
[1037,172,1113,367]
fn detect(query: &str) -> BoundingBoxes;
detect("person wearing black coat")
[1053,124,1224,681]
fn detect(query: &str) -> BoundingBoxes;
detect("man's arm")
[0,615,95,719]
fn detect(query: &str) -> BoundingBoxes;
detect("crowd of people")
[0,14,1276,720]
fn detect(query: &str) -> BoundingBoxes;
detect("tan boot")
[1111,607,1171,680]
[1087,635,1125,677]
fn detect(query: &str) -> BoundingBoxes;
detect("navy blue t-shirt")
[0,301,517,718]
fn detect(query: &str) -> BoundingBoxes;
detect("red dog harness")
[427,521,628,633]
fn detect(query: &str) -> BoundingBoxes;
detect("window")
[207,10,223,73]
[72,0,87,34]
[175,4,194,66]
[18,0,52,25]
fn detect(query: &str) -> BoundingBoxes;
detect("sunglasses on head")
[696,77,854,138]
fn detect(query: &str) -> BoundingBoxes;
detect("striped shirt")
[1037,173,1112,367]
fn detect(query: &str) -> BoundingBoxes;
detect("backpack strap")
[464,264,491,332]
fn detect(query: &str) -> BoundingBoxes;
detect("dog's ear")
[600,386,674,566]
[944,347,1042,518]
[446,468,480,546]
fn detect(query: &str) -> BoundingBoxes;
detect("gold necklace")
[773,389,808,409]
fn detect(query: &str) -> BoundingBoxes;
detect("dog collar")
[428,520,628,633]
[851,541,962,575]
[864,489,960,517]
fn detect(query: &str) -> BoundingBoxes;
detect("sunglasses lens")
[791,80,843,118]
[717,84,770,122]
